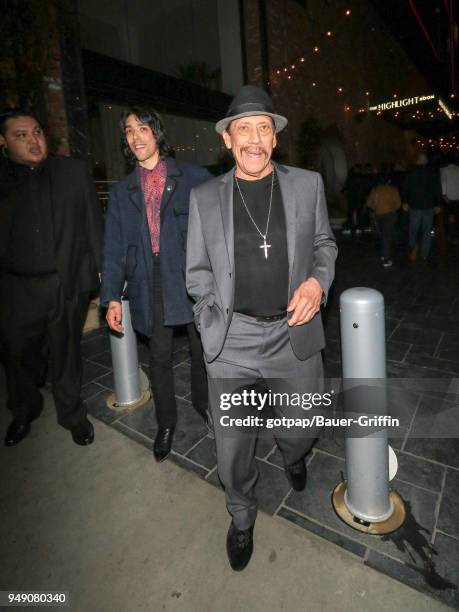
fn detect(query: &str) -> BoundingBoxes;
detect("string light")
[419,135,459,151]
[268,11,458,132]
[271,17,352,85]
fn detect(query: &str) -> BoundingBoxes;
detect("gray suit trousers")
[205,312,324,530]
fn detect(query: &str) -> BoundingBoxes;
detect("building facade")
[1,0,432,194]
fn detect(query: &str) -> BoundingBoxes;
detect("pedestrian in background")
[402,153,442,262]
[366,174,401,268]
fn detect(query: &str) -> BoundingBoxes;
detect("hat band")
[226,102,274,119]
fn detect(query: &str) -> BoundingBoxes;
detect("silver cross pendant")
[259,238,271,259]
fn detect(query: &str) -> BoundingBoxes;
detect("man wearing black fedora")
[186,85,337,570]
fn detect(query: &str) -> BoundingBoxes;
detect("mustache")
[241,146,268,154]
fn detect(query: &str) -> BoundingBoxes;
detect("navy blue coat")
[100,157,212,337]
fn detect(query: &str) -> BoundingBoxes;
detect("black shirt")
[3,160,56,276]
[233,170,289,316]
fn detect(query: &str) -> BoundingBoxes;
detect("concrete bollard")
[332,287,405,534]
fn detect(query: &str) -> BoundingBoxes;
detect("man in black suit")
[0,108,103,447]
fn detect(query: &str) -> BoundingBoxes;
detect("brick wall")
[0,2,82,159]
[244,0,264,87]
[43,43,71,157]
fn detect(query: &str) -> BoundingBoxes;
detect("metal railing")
[94,180,117,212]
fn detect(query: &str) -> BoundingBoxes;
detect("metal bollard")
[107,298,147,408]
[332,287,405,534]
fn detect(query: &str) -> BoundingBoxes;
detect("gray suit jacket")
[186,162,337,363]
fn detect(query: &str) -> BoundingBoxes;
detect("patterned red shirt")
[140,160,167,254]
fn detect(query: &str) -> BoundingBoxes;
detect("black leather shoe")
[153,427,174,462]
[285,458,307,491]
[226,521,254,571]
[4,399,43,447]
[70,418,94,446]
[4,421,31,447]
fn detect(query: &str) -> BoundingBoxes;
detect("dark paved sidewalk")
[81,232,459,609]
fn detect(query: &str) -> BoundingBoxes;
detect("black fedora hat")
[215,85,288,134]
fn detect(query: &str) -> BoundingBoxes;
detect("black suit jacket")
[0,155,103,297]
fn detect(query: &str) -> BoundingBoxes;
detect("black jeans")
[0,272,89,428]
[149,258,208,429]
[375,211,398,260]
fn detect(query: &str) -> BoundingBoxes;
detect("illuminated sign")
[438,98,453,119]
[369,94,435,112]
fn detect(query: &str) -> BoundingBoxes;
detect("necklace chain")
[234,170,274,241]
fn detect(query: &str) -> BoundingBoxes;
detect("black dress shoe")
[70,418,94,446]
[4,421,31,447]
[153,427,174,462]
[226,521,254,571]
[4,400,44,447]
[285,458,307,491]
